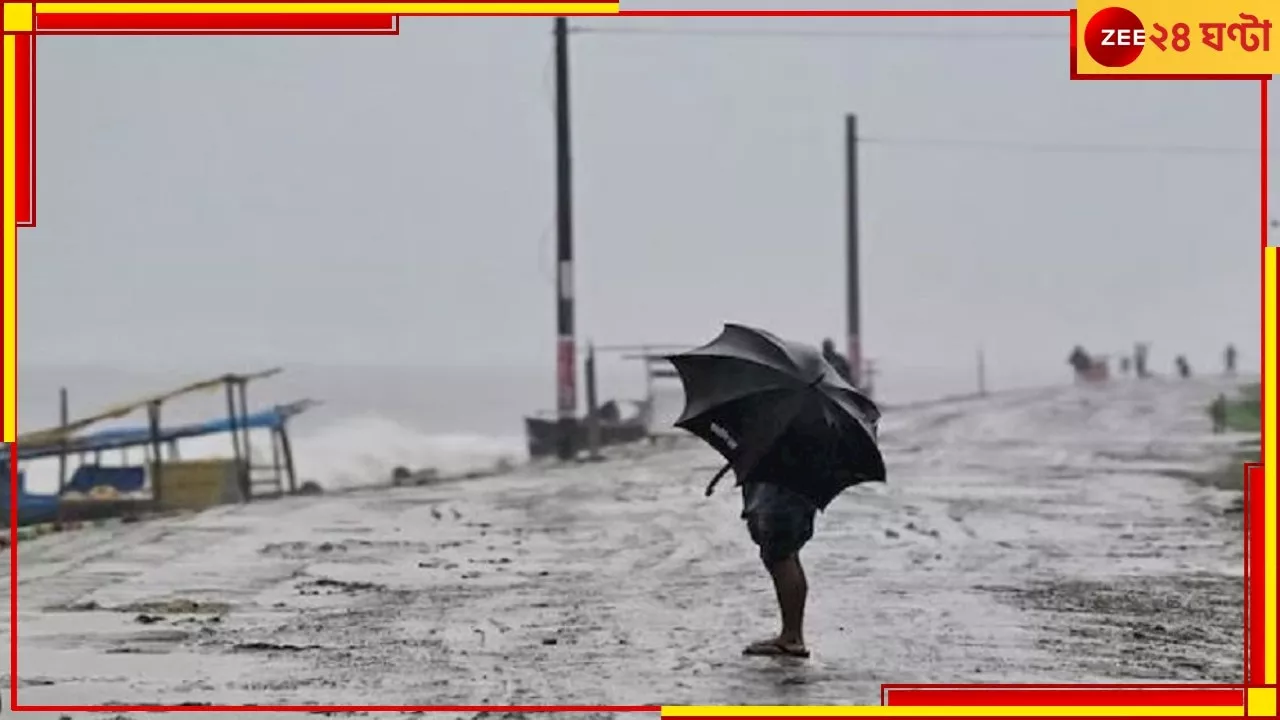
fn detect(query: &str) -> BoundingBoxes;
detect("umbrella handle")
[705,462,734,497]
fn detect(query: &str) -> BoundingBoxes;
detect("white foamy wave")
[14,414,528,496]
[290,415,527,490]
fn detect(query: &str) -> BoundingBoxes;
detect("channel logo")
[1076,2,1276,76]
[1082,6,1147,67]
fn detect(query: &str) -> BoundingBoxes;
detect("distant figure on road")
[391,466,412,486]
[1134,343,1151,379]
[1119,356,1132,376]
[597,399,622,424]
[1068,346,1091,376]
[1068,345,1109,382]
[1224,344,1238,376]
[1175,355,1192,379]
[1209,393,1229,434]
[821,338,853,385]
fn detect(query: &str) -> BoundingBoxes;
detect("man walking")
[1175,355,1192,379]
[1209,393,1228,434]
[740,480,816,658]
[1134,342,1151,379]
[738,406,839,659]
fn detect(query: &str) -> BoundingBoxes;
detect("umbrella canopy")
[667,323,886,509]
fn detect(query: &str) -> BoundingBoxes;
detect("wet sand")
[2,379,1247,716]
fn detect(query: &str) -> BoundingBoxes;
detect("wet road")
[2,379,1248,716]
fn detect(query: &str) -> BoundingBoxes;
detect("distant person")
[1134,343,1151,379]
[1224,344,1238,376]
[1175,355,1191,379]
[597,400,622,424]
[821,338,853,385]
[391,466,412,486]
[1068,345,1092,381]
[1119,356,1132,376]
[1209,393,1228,434]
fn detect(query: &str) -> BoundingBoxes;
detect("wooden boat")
[524,398,652,459]
[3,371,317,528]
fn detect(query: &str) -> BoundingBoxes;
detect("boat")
[524,398,652,459]
[3,371,318,528]
[1,471,60,527]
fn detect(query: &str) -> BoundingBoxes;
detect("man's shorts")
[741,481,817,566]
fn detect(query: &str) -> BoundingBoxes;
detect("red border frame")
[13,30,31,226]
[36,12,401,33]
[3,5,1272,715]
[1248,463,1267,686]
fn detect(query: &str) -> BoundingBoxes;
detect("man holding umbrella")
[737,407,836,657]
[668,324,886,659]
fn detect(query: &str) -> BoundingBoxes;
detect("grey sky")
[19,1,1274,390]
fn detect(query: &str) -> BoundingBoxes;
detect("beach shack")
[2,369,317,528]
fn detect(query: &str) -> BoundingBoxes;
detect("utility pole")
[977,346,988,397]
[584,343,602,461]
[845,114,864,393]
[553,17,578,460]
[57,386,69,494]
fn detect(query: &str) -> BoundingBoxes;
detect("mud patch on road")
[297,577,389,595]
[121,598,232,615]
[262,539,440,560]
[983,574,1243,682]
[234,640,326,652]
[45,597,231,616]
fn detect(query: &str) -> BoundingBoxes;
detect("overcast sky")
[19,0,1276,385]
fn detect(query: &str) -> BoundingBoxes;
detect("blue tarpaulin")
[1,403,308,464]
[0,471,60,526]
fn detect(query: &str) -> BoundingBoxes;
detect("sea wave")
[15,413,528,495]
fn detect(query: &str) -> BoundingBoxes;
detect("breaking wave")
[15,413,528,495]
[290,415,527,490]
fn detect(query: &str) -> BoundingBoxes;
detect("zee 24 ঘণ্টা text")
[1145,13,1273,53]
[1098,12,1273,54]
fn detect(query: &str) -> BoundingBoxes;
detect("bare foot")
[742,637,810,658]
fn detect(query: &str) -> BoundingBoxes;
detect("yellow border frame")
[32,2,620,15]
[1267,247,1278,692]
[3,31,16,439]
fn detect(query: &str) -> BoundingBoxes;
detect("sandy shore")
[2,379,1248,716]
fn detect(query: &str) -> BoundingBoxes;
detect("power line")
[569,26,1060,41]
[859,137,1262,157]
[562,24,1261,159]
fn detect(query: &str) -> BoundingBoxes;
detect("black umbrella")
[667,323,886,510]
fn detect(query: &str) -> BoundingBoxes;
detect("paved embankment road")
[2,379,1248,716]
